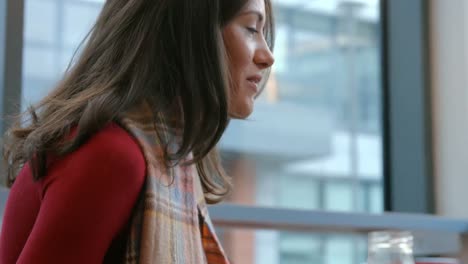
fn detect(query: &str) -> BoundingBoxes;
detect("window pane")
[325,236,355,264]
[62,2,101,47]
[221,0,383,213]
[24,0,57,45]
[369,183,383,213]
[324,182,353,212]
[219,228,367,264]
[22,0,103,109]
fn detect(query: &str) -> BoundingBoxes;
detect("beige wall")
[430,0,468,218]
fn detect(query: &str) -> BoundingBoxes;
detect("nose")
[254,42,275,70]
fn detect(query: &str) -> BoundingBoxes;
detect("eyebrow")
[239,10,264,22]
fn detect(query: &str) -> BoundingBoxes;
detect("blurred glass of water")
[367,231,415,264]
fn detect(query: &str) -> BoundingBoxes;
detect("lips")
[247,74,262,84]
[246,74,262,93]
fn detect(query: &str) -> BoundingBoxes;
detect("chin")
[229,100,254,119]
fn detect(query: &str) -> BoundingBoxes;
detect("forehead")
[241,0,266,14]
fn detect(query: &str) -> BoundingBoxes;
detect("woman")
[0,0,274,263]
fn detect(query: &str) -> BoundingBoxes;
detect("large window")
[20,0,383,263]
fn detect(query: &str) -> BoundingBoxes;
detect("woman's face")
[223,0,275,118]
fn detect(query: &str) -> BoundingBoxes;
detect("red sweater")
[0,123,146,264]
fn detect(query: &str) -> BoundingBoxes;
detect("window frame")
[381,0,433,213]
[0,0,24,136]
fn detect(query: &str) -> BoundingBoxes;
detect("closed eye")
[246,27,259,34]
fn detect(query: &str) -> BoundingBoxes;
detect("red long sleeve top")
[0,123,146,264]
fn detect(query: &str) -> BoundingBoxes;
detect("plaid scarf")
[119,117,230,264]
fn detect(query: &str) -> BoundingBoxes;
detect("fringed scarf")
[119,116,230,264]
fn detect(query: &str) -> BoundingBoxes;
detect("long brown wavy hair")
[3,0,275,203]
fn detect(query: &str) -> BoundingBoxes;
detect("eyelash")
[246,27,259,34]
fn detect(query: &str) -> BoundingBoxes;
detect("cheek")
[223,26,257,116]
[228,45,254,97]
[224,29,253,76]
[230,43,252,70]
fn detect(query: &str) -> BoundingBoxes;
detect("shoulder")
[80,122,144,162]
[45,122,146,191]
[2,124,147,263]
[70,123,145,170]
